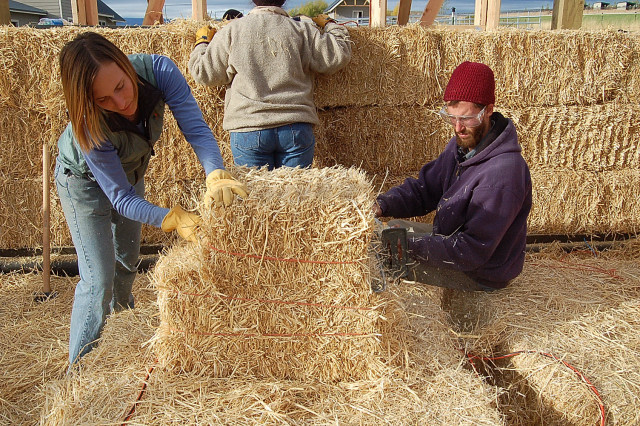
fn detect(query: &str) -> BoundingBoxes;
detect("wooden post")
[419,0,445,26]
[370,0,386,27]
[474,0,487,26]
[485,0,501,29]
[551,0,583,29]
[192,0,206,21]
[397,0,412,25]
[0,0,10,25]
[42,144,51,295]
[84,0,98,25]
[71,0,87,25]
[143,0,165,25]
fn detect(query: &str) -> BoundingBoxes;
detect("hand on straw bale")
[204,169,249,208]
[161,205,201,242]
[194,25,216,47]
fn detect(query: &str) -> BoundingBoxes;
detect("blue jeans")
[230,123,315,170]
[55,163,141,366]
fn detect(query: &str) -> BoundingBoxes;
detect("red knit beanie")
[443,61,495,105]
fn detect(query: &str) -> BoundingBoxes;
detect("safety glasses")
[438,106,486,128]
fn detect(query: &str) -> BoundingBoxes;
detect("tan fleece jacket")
[188,7,351,132]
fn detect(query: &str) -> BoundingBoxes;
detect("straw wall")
[0,24,639,250]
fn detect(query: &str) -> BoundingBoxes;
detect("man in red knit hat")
[373,61,532,291]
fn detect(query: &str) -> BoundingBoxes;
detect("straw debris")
[444,245,640,425]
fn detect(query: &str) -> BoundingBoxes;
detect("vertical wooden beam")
[397,0,412,25]
[143,0,165,25]
[42,143,51,295]
[474,0,487,26]
[192,0,207,21]
[419,0,445,26]
[551,0,583,29]
[485,0,501,29]
[370,0,386,27]
[0,0,11,25]
[84,0,98,25]
[71,0,87,25]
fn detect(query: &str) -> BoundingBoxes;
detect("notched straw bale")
[151,166,409,381]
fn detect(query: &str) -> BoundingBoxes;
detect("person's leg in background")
[230,129,277,170]
[275,123,315,168]
[55,164,117,366]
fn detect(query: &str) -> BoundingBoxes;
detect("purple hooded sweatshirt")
[376,112,532,288]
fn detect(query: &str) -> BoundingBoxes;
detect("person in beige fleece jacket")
[188,0,352,170]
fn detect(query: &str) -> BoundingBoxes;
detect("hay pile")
[150,166,409,381]
[0,272,155,425]
[41,278,504,425]
[443,240,640,425]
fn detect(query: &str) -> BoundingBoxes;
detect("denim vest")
[56,54,165,185]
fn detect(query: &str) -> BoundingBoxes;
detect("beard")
[455,120,489,150]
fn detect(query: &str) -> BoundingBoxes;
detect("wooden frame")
[369,0,386,27]
[420,0,445,26]
[143,0,165,25]
[85,0,98,25]
[551,0,583,29]
[397,0,411,25]
[0,0,10,25]
[192,0,206,21]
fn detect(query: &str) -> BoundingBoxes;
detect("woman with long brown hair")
[55,32,247,368]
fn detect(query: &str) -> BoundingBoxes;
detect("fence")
[335,9,545,29]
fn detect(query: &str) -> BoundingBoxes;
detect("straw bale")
[42,277,504,425]
[314,26,444,108]
[0,176,70,249]
[440,29,634,108]
[621,37,640,103]
[150,166,409,381]
[314,105,450,177]
[529,168,640,235]
[316,104,640,181]
[444,250,640,425]
[508,104,640,172]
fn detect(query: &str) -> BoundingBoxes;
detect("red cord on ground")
[122,363,155,424]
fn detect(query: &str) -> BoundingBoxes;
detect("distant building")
[8,0,47,26]
[616,1,637,9]
[593,2,610,9]
[9,0,125,26]
[324,0,370,24]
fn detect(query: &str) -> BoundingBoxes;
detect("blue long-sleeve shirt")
[82,54,224,227]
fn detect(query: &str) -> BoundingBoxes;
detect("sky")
[108,0,554,21]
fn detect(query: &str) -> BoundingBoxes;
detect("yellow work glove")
[311,14,336,29]
[161,205,201,242]
[204,169,249,208]
[195,25,216,47]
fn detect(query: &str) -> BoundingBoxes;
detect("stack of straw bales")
[151,166,408,381]
[1,24,639,249]
[443,242,640,425]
